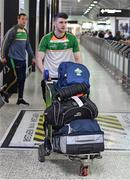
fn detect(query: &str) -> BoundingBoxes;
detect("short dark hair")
[54,12,68,20]
[17,13,27,19]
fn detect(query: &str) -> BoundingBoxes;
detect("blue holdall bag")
[53,119,104,154]
[56,62,90,91]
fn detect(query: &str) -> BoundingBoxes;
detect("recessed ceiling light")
[91,4,95,6]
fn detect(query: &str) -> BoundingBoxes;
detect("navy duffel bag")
[53,119,104,154]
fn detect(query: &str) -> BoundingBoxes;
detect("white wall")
[24,0,29,32]
[36,0,40,51]
[19,0,29,30]
[68,15,90,25]
[110,17,116,36]
[0,0,4,87]
[67,23,82,36]
[0,0,4,43]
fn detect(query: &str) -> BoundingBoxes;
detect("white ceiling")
[60,0,130,20]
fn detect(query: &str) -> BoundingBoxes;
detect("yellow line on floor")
[38,122,44,126]
[97,115,119,122]
[99,122,124,130]
[33,134,45,140]
[104,138,118,143]
[37,125,44,129]
[33,114,45,142]
[96,117,122,125]
[35,129,45,135]
[101,127,127,135]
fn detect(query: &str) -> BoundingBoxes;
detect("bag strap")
[71,96,83,107]
[53,100,61,126]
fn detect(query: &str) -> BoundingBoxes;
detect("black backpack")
[44,95,98,127]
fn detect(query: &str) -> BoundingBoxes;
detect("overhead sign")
[100,9,130,17]
[68,20,78,24]
[101,9,122,14]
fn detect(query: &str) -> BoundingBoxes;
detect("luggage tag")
[71,96,84,107]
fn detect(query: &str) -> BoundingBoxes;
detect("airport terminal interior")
[0,0,130,179]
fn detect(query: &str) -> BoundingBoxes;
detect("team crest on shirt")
[63,42,68,49]
[50,44,57,49]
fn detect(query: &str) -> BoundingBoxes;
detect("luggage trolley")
[38,70,103,176]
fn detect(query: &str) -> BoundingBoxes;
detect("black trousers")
[14,59,26,99]
[4,58,26,99]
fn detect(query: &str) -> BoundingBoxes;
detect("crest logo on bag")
[74,112,82,117]
[56,62,90,91]
[74,68,82,76]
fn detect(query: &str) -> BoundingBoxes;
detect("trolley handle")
[45,78,58,84]
[43,69,58,82]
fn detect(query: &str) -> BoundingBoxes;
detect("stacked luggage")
[39,62,104,176]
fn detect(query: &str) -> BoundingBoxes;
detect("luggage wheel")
[44,137,52,153]
[79,154,92,176]
[79,165,89,176]
[38,143,45,162]
[38,138,52,162]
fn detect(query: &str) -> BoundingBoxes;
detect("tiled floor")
[0,45,130,179]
